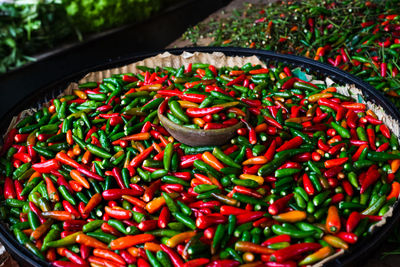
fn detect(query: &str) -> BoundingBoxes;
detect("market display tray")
[1,47,399,266]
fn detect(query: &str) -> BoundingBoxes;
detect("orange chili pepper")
[88,256,125,267]
[81,150,92,165]
[235,241,274,254]
[127,247,140,257]
[387,181,400,200]
[41,211,75,221]
[93,248,126,266]
[326,205,341,234]
[249,68,269,75]
[227,107,247,118]
[145,196,166,214]
[193,173,213,185]
[341,103,366,110]
[144,242,162,252]
[308,93,333,103]
[30,219,53,240]
[242,156,268,165]
[72,144,81,156]
[229,70,245,76]
[76,234,108,249]
[66,129,74,145]
[73,90,87,99]
[70,169,90,189]
[166,231,196,248]
[83,193,102,215]
[122,195,146,209]
[121,132,150,141]
[110,234,155,250]
[44,176,59,202]
[202,152,224,171]
[193,118,205,128]
[272,210,307,223]
[323,235,348,250]
[239,174,264,185]
[255,123,267,133]
[279,72,287,80]
[320,87,336,93]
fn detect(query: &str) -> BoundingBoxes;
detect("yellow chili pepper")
[239,174,264,185]
[272,210,307,223]
[308,93,333,103]
[73,90,87,99]
[166,231,196,248]
[323,235,349,250]
[178,101,198,109]
[299,246,333,266]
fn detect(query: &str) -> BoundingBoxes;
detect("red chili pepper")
[204,123,226,130]
[281,77,296,90]
[180,94,207,103]
[102,189,142,200]
[302,173,315,195]
[337,232,358,244]
[236,211,264,224]
[240,98,261,107]
[328,143,346,156]
[365,115,382,125]
[276,136,303,152]
[206,260,240,267]
[360,165,380,193]
[227,74,246,86]
[241,119,257,145]
[264,116,283,129]
[318,98,341,112]
[138,220,158,231]
[376,142,389,152]
[380,124,391,139]
[317,139,330,152]
[63,201,80,219]
[324,167,343,180]
[63,220,86,231]
[120,250,136,264]
[366,127,376,150]
[233,186,262,198]
[324,157,348,168]
[270,243,322,263]
[143,180,162,202]
[111,167,126,189]
[158,206,170,229]
[32,159,60,173]
[262,234,291,246]
[157,90,183,97]
[105,206,132,220]
[361,215,383,222]
[160,244,184,267]
[14,180,25,201]
[29,201,46,224]
[4,177,16,199]
[196,214,227,229]
[80,244,90,260]
[268,194,294,215]
[186,107,224,117]
[130,146,154,167]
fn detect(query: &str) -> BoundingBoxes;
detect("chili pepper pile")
[1,61,400,267]
[161,68,251,130]
[183,0,400,108]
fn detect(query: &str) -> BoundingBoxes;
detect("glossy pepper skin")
[2,61,400,267]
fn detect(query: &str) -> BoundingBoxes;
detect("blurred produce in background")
[0,0,177,74]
